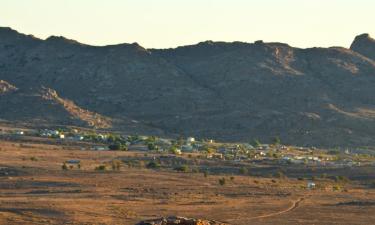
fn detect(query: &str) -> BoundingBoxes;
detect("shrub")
[146,161,161,169]
[239,167,248,175]
[95,165,106,171]
[109,142,127,151]
[203,171,209,178]
[230,176,235,181]
[252,139,261,148]
[218,177,226,186]
[62,163,68,170]
[333,185,342,191]
[30,156,38,161]
[112,160,121,171]
[275,171,286,179]
[273,136,281,145]
[147,143,158,151]
[174,165,189,172]
[192,168,200,173]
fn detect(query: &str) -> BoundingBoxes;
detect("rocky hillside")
[0,81,111,128]
[0,27,375,147]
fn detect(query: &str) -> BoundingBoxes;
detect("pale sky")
[1,0,374,49]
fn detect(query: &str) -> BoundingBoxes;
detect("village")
[3,126,374,171]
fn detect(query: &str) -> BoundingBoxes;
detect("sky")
[1,0,374,49]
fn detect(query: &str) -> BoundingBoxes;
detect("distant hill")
[0,27,375,147]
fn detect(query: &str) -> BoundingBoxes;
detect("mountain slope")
[0,82,111,128]
[0,27,375,147]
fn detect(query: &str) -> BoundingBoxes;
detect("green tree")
[273,136,281,145]
[252,139,261,148]
[218,177,226,186]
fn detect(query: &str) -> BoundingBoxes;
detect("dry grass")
[0,140,374,224]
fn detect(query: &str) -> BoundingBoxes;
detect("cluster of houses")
[6,128,371,168]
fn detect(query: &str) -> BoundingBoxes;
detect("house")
[243,143,255,150]
[59,134,65,139]
[15,130,24,135]
[307,181,316,189]
[66,159,80,164]
[129,144,148,151]
[186,137,195,143]
[181,145,194,152]
[93,146,109,151]
[74,135,84,141]
[211,153,224,159]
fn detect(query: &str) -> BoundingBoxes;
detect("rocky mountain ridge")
[0,27,374,147]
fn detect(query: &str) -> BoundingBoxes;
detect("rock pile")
[136,216,229,225]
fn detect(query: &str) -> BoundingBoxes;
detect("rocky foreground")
[136,216,229,225]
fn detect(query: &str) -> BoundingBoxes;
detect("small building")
[307,181,316,189]
[186,137,195,143]
[181,145,194,152]
[93,146,109,151]
[59,134,65,139]
[66,159,80,164]
[15,130,24,135]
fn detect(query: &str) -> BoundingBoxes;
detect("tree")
[252,139,261,148]
[174,165,189,172]
[146,161,161,169]
[218,177,226,186]
[109,142,127,151]
[239,167,248,175]
[273,136,281,145]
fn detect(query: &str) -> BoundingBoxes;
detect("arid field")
[0,138,374,225]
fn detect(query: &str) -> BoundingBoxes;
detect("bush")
[275,171,286,179]
[273,136,281,145]
[62,163,68,170]
[218,177,226,186]
[334,175,350,183]
[174,165,189,172]
[239,167,248,175]
[95,165,106,171]
[251,139,261,148]
[203,171,209,178]
[109,142,127,151]
[192,168,200,173]
[112,160,121,171]
[147,143,158,151]
[146,161,161,169]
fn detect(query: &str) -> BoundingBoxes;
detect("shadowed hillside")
[0,27,375,147]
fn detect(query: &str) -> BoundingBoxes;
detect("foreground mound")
[136,216,228,225]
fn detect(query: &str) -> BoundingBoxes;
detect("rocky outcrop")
[136,216,228,225]
[350,33,375,60]
[0,80,17,94]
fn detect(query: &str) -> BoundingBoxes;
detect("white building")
[186,137,195,143]
[307,181,316,189]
